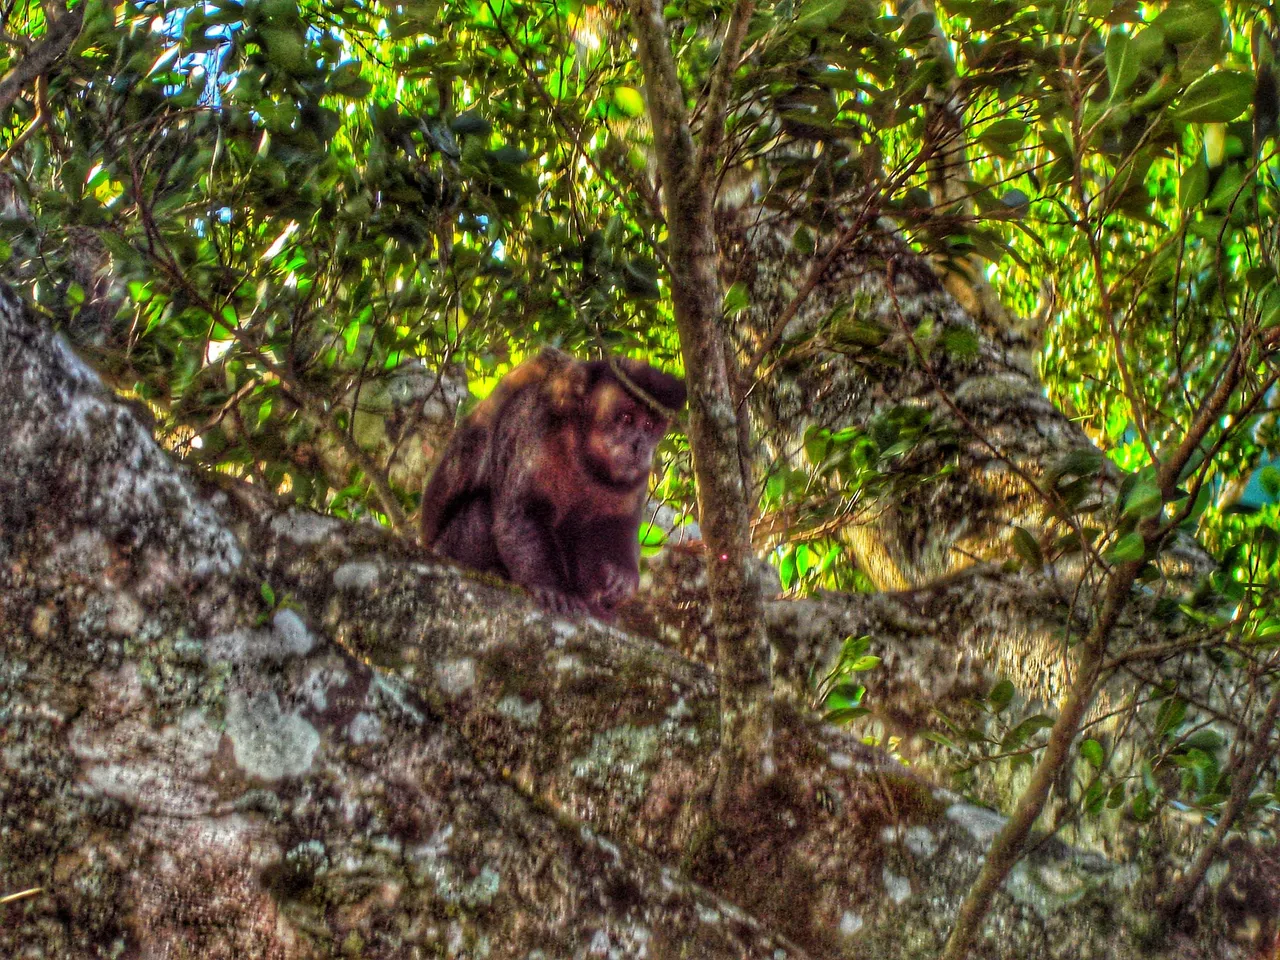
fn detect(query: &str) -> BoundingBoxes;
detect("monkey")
[420,347,687,620]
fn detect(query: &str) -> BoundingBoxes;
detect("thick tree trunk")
[0,281,1247,956]
[723,216,1092,588]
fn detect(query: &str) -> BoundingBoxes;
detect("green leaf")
[1183,484,1213,528]
[488,145,531,165]
[779,550,797,590]
[981,118,1028,145]
[1205,162,1247,210]
[1130,26,1166,67]
[988,679,1015,712]
[922,731,961,752]
[1251,618,1280,646]
[622,260,661,299]
[1152,0,1222,45]
[1130,787,1153,821]
[1106,531,1145,564]
[1259,466,1280,500]
[1123,479,1162,519]
[1106,31,1140,101]
[723,281,750,315]
[1246,266,1274,293]
[899,11,935,45]
[1184,729,1224,751]
[1155,697,1187,737]
[1260,287,1280,329]
[940,326,980,359]
[1047,448,1105,487]
[1178,158,1209,208]
[261,27,306,72]
[831,314,889,348]
[795,543,813,577]
[260,581,276,607]
[765,471,787,503]
[998,189,1030,213]
[638,522,668,547]
[1083,779,1106,814]
[1002,714,1054,750]
[793,0,847,34]
[332,71,373,99]
[819,544,842,574]
[1011,526,1043,570]
[1174,71,1254,124]
[614,86,645,117]
[839,635,871,660]
[1080,738,1105,768]
[450,111,492,135]
[804,426,830,466]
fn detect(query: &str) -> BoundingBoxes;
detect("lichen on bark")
[0,281,1252,958]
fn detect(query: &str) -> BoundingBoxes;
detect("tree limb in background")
[695,0,753,181]
[940,323,1269,960]
[0,5,82,116]
[1161,679,1280,918]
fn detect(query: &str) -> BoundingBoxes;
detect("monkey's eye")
[643,417,655,431]
[619,412,634,426]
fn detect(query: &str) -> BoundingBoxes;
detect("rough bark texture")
[0,286,792,958]
[627,0,774,817]
[718,214,1216,721]
[0,285,1254,955]
[0,7,83,116]
[722,215,1210,591]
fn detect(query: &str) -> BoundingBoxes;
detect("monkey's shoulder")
[524,428,646,523]
[468,349,577,423]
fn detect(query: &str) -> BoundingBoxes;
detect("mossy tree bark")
[626,0,776,820]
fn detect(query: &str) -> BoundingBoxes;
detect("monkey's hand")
[530,585,591,617]
[492,502,586,617]
[589,565,639,616]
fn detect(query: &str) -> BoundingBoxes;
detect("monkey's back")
[419,348,575,550]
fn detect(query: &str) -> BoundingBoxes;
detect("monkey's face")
[584,384,668,488]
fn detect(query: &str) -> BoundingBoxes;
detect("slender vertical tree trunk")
[627,0,774,817]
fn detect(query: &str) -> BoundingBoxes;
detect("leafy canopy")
[1,0,1277,582]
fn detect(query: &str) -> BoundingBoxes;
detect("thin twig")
[0,886,43,905]
[1160,678,1280,917]
[0,109,41,167]
[694,0,754,181]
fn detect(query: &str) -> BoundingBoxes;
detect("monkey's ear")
[547,360,590,414]
[650,370,687,414]
[619,360,687,415]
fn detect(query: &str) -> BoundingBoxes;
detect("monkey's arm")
[490,483,585,615]
[574,512,642,619]
[420,423,487,545]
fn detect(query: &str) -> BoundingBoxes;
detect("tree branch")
[943,305,1263,957]
[694,0,754,182]
[1160,677,1280,917]
[941,555,1135,960]
[627,0,774,821]
[0,6,82,116]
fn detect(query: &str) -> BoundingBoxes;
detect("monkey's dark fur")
[421,347,687,619]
